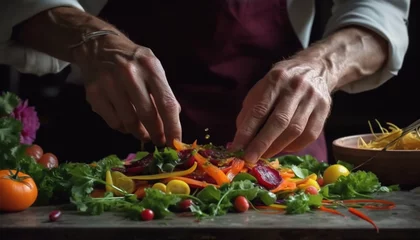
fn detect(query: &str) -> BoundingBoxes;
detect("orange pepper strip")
[348,208,379,233]
[134,184,150,199]
[192,139,198,149]
[90,189,105,198]
[279,171,295,179]
[161,176,219,189]
[226,158,245,181]
[240,167,248,173]
[270,180,297,193]
[221,166,232,174]
[319,206,346,217]
[193,152,230,185]
[173,139,188,151]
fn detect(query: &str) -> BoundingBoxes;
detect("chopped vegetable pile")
[0,92,400,232]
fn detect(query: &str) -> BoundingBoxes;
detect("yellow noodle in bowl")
[357,120,420,150]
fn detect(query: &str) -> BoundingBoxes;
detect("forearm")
[295,26,388,92]
[14,6,117,63]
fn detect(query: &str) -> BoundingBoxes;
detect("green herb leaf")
[0,92,20,116]
[141,188,181,219]
[291,165,309,179]
[325,171,381,199]
[232,173,257,183]
[196,185,221,203]
[0,117,22,148]
[285,192,321,214]
[151,147,180,173]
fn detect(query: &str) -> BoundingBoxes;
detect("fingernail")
[244,152,258,163]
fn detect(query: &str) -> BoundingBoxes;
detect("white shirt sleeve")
[0,0,103,76]
[324,0,410,94]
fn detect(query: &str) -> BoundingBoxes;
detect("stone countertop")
[1,192,420,240]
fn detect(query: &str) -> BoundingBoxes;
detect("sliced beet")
[250,165,282,190]
[125,153,154,175]
[178,149,195,169]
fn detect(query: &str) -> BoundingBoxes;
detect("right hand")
[72,31,182,146]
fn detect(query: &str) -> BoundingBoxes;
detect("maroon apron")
[98,0,328,162]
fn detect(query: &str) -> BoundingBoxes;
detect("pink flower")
[11,100,40,145]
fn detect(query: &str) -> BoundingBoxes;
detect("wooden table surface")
[1,191,420,240]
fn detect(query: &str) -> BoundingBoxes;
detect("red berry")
[317,176,324,187]
[178,199,193,211]
[49,210,62,222]
[141,209,154,221]
[305,186,319,195]
[234,196,249,213]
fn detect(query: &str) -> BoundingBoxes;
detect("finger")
[101,72,146,139]
[243,86,304,163]
[262,101,315,158]
[118,62,166,146]
[144,58,182,146]
[230,80,277,151]
[86,85,122,131]
[283,104,329,153]
[148,86,182,146]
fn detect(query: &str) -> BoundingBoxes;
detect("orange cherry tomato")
[25,144,44,161]
[38,153,59,169]
[0,170,38,212]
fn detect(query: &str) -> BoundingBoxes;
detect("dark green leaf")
[196,185,221,203]
[291,165,309,179]
[232,173,257,183]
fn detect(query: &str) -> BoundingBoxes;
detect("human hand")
[230,57,332,163]
[72,32,182,146]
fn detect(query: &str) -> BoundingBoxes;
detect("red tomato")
[305,186,318,195]
[38,153,59,169]
[25,144,43,161]
[234,196,249,213]
[317,176,324,187]
[178,199,193,211]
[141,209,154,221]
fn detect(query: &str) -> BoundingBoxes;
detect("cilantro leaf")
[141,188,181,219]
[93,154,124,180]
[0,92,20,116]
[324,171,382,199]
[285,192,322,214]
[150,147,180,173]
[0,117,22,148]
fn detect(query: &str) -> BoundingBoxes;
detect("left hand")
[231,57,333,163]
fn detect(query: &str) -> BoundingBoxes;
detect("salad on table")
[0,92,400,232]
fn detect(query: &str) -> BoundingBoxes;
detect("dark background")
[0,1,418,163]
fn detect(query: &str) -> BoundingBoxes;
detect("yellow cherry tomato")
[152,183,167,193]
[297,178,320,191]
[166,180,190,195]
[323,164,350,185]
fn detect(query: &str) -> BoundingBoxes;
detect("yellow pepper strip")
[268,204,287,209]
[128,162,197,180]
[289,173,317,184]
[297,178,321,191]
[105,170,114,193]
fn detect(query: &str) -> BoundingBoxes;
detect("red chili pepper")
[348,207,379,233]
[319,206,345,217]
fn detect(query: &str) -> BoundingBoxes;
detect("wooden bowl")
[332,134,420,188]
